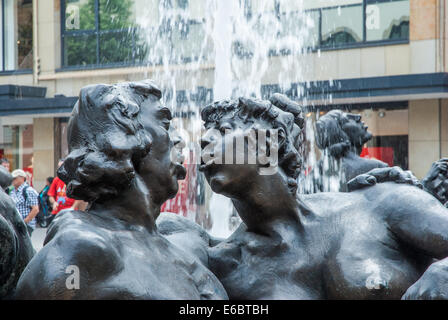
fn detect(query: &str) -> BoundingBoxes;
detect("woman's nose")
[201,137,211,149]
[173,136,186,149]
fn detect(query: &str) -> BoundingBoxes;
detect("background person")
[37,177,54,227]
[48,159,76,216]
[0,158,11,172]
[48,159,87,217]
[10,169,39,236]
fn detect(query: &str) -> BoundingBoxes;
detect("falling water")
[136,0,336,237]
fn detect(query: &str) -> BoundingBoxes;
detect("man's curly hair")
[201,94,304,194]
[57,80,161,203]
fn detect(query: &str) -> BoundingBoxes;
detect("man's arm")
[383,186,448,299]
[386,186,448,259]
[49,196,58,211]
[24,189,40,224]
[24,205,39,224]
[47,179,59,212]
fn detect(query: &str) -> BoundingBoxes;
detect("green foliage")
[65,0,147,67]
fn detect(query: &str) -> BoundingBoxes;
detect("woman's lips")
[174,162,187,180]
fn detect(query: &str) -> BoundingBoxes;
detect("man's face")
[200,114,274,197]
[137,96,186,203]
[12,177,25,189]
[2,162,10,172]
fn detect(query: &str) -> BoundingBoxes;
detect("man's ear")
[276,127,287,152]
[261,127,285,157]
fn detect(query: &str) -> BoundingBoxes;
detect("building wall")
[408,99,448,179]
[33,118,55,191]
[2,0,448,184]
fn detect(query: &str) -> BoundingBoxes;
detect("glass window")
[321,4,363,47]
[0,0,33,71]
[366,0,409,41]
[65,0,95,31]
[1,124,34,184]
[99,30,143,64]
[64,34,97,66]
[99,0,135,30]
[279,9,320,49]
[304,0,362,10]
[62,0,148,67]
[62,0,208,67]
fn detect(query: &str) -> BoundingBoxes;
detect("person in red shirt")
[48,159,86,216]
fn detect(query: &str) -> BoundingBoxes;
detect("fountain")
[136,0,318,238]
[8,1,448,301]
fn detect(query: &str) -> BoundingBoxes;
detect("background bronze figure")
[314,110,388,192]
[196,96,448,300]
[314,110,448,204]
[14,80,227,300]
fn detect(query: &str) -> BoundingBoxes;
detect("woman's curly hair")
[315,110,354,158]
[57,80,161,203]
[201,94,304,194]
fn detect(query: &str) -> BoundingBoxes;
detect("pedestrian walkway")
[31,226,47,252]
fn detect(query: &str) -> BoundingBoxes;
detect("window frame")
[0,0,33,75]
[283,0,410,53]
[60,0,145,70]
[59,0,410,70]
[60,0,206,70]
[241,0,409,59]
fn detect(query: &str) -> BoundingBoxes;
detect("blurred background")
[0,0,445,237]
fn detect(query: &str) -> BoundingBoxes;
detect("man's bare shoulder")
[45,210,120,264]
[15,211,122,299]
[346,182,445,221]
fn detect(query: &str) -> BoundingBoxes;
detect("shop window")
[321,4,363,47]
[0,124,34,184]
[279,9,320,49]
[62,0,206,68]
[366,0,409,42]
[62,0,147,67]
[0,0,33,72]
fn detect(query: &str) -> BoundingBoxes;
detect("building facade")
[0,0,446,193]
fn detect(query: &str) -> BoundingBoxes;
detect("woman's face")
[341,113,372,147]
[137,96,186,204]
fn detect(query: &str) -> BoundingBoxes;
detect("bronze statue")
[14,80,227,300]
[193,96,448,299]
[314,110,448,206]
[0,166,34,299]
[421,158,448,207]
[313,110,388,192]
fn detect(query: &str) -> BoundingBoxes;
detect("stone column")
[408,99,448,179]
[33,118,55,191]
